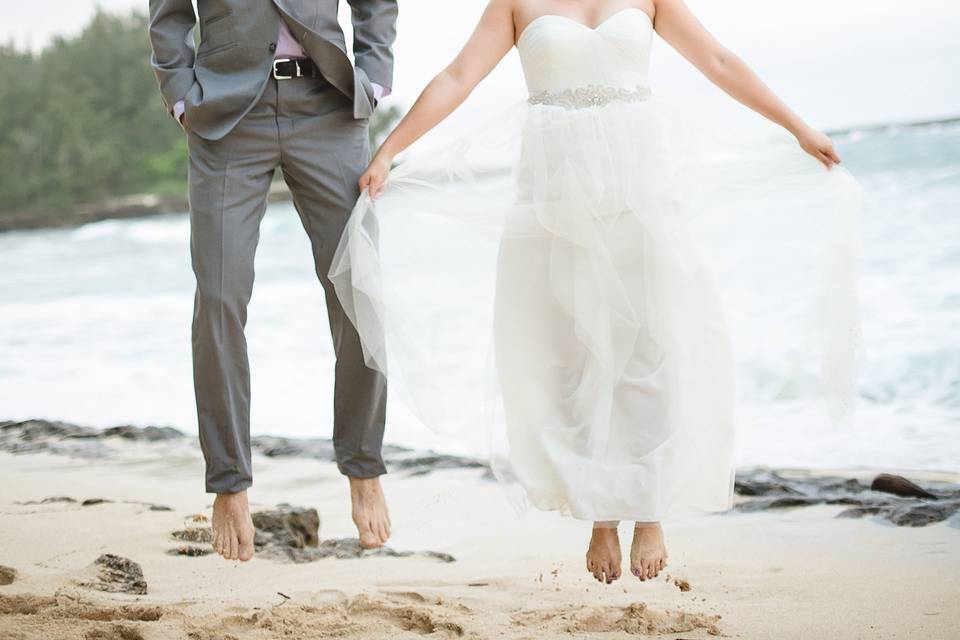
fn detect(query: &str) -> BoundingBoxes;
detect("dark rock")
[257,537,456,564]
[733,469,960,528]
[83,554,147,595]
[2,419,486,476]
[871,473,938,499]
[167,546,212,557]
[171,528,212,544]
[887,501,960,527]
[824,496,869,506]
[249,435,484,476]
[101,425,184,442]
[169,503,455,564]
[824,495,896,508]
[387,452,487,476]
[732,496,824,513]
[251,435,336,460]
[836,501,960,526]
[734,472,805,496]
[15,496,79,505]
[0,419,184,458]
[734,470,870,499]
[82,498,112,507]
[0,565,17,585]
[836,506,887,519]
[148,504,173,512]
[251,504,321,549]
[317,538,455,563]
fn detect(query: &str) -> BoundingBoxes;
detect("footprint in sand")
[513,602,722,637]
[0,593,162,640]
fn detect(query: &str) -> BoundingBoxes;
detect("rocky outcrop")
[251,504,321,550]
[78,555,147,595]
[258,537,457,564]
[5,419,957,528]
[250,435,486,476]
[0,566,17,586]
[248,504,455,563]
[733,469,960,527]
[0,419,484,476]
[167,504,456,564]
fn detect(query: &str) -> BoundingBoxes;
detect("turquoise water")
[1,121,957,472]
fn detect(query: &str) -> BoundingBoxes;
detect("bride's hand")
[795,125,841,169]
[359,152,393,200]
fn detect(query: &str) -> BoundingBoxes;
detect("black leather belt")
[272,57,321,80]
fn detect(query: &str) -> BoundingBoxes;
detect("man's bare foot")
[586,521,622,584]
[350,476,391,548]
[211,491,255,561]
[630,521,667,581]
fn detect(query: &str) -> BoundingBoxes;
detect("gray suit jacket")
[148,0,398,140]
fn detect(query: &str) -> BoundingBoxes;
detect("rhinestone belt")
[528,84,653,109]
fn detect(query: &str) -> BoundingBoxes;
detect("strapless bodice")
[517,8,654,95]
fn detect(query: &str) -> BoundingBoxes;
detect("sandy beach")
[0,422,958,639]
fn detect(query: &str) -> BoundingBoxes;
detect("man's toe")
[238,535,255,561]
[358,523,381,548]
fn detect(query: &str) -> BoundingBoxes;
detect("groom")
[148,0,398,560]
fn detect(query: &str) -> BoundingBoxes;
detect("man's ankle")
[215,490,247,501]
[349,475,382,486]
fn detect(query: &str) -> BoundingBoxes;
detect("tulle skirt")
[330,94,863,521]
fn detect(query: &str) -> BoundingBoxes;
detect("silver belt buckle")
[272,57,299,80]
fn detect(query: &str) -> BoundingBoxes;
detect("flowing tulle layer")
[330,95,863,521]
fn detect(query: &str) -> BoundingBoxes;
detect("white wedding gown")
[331,8,863,521]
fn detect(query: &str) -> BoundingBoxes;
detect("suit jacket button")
[268,42,277,52]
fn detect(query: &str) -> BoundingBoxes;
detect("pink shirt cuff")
[173,100,185,123]
[371,83,389,102]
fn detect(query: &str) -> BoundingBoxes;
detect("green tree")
[0,9,405,227]
[0,9,184,221]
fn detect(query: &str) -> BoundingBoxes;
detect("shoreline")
[0,182,293,234]
[3,418,959,527]
[2,114,959,235]
[1,419,958,639]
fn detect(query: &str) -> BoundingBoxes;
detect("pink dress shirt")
[175,20,387,123]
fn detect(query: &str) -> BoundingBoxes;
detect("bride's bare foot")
[211,491,255,561]
[586,521,622,584]
[630,521,667,581]
[350,476,391,548]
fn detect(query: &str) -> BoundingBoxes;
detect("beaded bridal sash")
[527,84,653,109]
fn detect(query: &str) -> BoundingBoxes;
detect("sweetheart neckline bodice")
[516,7,653,50]
[516,7,655,96]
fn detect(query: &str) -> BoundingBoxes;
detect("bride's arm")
[360,0,516,197]
[652,0,841,169]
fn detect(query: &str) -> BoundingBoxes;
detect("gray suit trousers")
[187,76,387,494]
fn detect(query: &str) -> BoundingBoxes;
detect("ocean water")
[0,122,957,473]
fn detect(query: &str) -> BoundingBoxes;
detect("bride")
[332,0,861,585]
